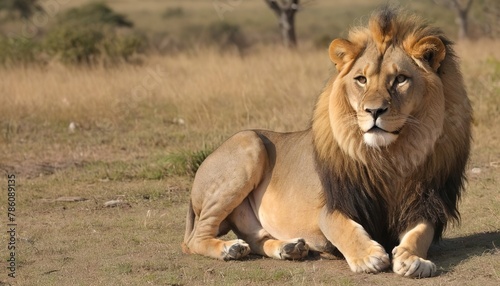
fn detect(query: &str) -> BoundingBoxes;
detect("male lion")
[182,7,472,278]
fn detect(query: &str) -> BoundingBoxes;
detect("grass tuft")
[164,146,213,177]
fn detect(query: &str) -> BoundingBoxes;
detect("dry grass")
[0,45,327,162]
[0,41,499,286]
[1,1,500,285]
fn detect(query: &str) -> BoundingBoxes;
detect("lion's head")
[313,7,471,177]
[330,34,445,149]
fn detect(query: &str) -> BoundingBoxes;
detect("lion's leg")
[183,131,267,261]
[319,209,390,273]
[227,198,309,260]
[186,216,251,261]
[392,221,436,278]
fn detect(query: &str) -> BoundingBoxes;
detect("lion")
[182,7,472,278]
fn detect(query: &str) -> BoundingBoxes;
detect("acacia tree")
[433,0,474,40]
[264,0,299,48]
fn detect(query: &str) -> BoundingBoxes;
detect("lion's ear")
[329,39,360,72]
[409,36,446,72]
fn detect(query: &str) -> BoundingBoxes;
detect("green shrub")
[0,36,38,65]
[43,25,104,64]
[102,31,146,61]
[44,26,146,64]
[206,22,249,53]
[42,2,145,65]
[56,2,133,28]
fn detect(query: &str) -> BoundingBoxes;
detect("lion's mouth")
[363,126,401,147]
[366,126,402,135]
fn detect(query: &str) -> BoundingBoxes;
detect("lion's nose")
[364,107,388,120]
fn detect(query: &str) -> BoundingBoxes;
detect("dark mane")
[312,6,472,252]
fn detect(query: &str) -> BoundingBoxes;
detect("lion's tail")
[181,200,195,254]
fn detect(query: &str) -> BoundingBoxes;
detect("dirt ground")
[1,1,499,284]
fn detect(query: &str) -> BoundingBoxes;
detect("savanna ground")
[0,0,499,285]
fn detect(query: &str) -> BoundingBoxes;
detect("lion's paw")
[222,239,251,261]
[392,246,436,278]
[279,238,309,260]
[346,241,390,273]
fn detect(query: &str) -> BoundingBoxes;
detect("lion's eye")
[355,76,367,85]
[395,74,408,85]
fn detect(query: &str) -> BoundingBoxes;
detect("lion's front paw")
[346,241,390,274]
[392,247,436,278]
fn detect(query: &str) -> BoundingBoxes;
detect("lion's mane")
[311,7,472,251]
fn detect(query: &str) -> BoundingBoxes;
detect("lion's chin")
[363,129,398,148]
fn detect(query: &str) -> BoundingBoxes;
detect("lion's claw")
[392,246,436,278]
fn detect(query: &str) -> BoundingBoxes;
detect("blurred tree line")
[0,0,499,66]
[0,1,146,65]
[430,0,500,39]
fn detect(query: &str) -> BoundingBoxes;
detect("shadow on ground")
[429,231,500,274]
[238,230,500,278]
[240,231,500,269]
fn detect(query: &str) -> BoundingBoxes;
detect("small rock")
[471,168,481,174]
[103,200,131,208]
[68,122,76,133]
[172,117,185,125]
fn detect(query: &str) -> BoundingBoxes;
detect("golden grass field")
[0,0,499,285]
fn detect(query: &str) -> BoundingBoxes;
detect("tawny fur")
[182,7,472,278]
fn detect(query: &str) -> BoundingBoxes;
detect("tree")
[433,0,474,40]
[264,0,299,48]
[0,0,43,19]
